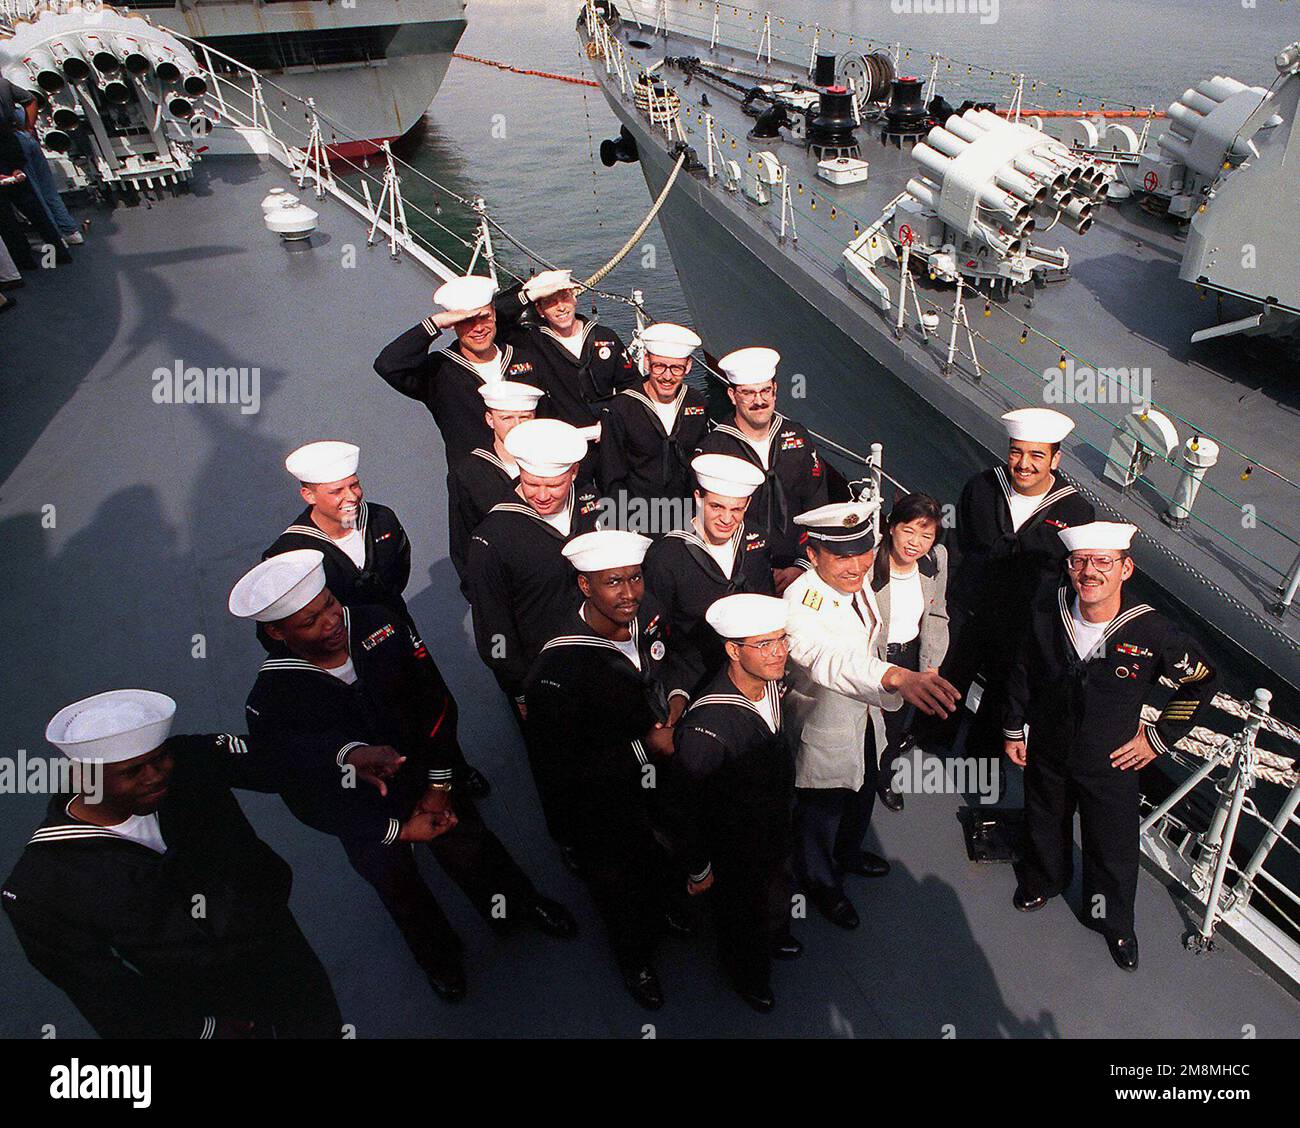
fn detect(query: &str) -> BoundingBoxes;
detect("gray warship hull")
[584,10,1300,698]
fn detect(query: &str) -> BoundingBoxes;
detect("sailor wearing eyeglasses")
[597,322,711,515]
[669,593,801,1013]
[695,347,830,592]
[1003,522,1217,971]
[783,503,961,930]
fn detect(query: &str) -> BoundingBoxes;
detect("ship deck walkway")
[1,155,1296,1038]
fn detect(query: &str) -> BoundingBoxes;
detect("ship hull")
[602,95,1297,692]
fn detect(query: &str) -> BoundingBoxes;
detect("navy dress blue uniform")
[244,603,543,977]
[2,733,340,1039]
[642,521,775,693]
[670,671,795,994]
[940,466,1095,759]
[447,447,517,590]
[1004,586,1217,939]
[598,384,711,512]
[523,598,689,973]
[695,413,828,566]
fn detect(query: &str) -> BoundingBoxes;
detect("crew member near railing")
[928,408,1095,793]
[695,347,830,592]
[372,274,547,467]
[1003,521,1218,972]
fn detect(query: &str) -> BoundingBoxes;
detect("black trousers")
[711,849,791,992]
[879,637,920,793]
[342,795,537,974]
[1022,750,1141,938]
[794,724,879,894]
[0,157,67,267]
[514,699,576,846]
[578,830,673,972]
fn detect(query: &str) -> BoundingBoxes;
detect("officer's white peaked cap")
[228,549,327,623]
[433,274,497,315]
[479,381,544,412]
[563,530,652,573]
[46,689,177,764]
[525,269,578,301]
[718,346,780,386]
[640,322,701,359]
[692,454,765,499]
[1058,521,1137,552]
[706,593,788,640]
[1001,407,1075,444]
[285,440,360,484]
[504,418,588,476]
[794,501,879,554]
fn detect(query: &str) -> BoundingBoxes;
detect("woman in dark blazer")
[870,493,950,811]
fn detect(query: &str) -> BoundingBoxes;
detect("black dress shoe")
[526,896,577,938]
[840,850,890,878]
[877,787,905,812]
[457,765,491,798]
[559,844,585,876]
[663,906,696,938]
[737,984,775,1013]
[771,935,803,960]
[1107,934,1139,971]
[426,964,467,1002]
[810,887,859,930]
[623,965,664,1010]
[1013,886,1049,913]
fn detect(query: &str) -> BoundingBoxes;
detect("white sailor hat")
[692,453,765,499]
[640,322,702,359]
[523,268,578,302]
[794,501,878,555]
[563,529,652,573]
[706,593,788,640]
[46,689,177,764]
[504,418,588,476]
[1058,521,1136,553]
[285,440,360,484]
[479,381,544,412]
[718,346,780,386]
[1001,407,1074,444]
[433,274,497,316]
[228,549,327,623]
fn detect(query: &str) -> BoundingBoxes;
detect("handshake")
[341,744,459,843]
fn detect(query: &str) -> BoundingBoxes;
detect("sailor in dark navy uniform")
[1004,522,1217,971]
[524,531,692,1009]
[597,322,710,516]
[642,454,774,694]
[3,690,345,1038]
[670,594,800,1013]
[447,381,543,590]
[266,440,489,797]
[934,408,1096,775]
[497,268,638,436]
[372,273,546,467]
[695,346,829,589]
[230,551,576,1003]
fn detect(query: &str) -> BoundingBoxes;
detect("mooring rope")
[582,149,689,288]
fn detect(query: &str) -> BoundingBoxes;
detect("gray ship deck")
[2,154,1297,1038]
[585,9,1300,691]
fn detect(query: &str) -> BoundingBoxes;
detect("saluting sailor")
[372,273,545,467]
[670,593,801,1014]
[1003,522,1217,971]
[231,551,576,1003]
[642,453,775,694]
[597,321,710,515]
[524,530,694,1010]
[784,503,960,929]
[933,408,1095,775]
[497,268,637,433]
[447,380,543,590]
[267,439,490,797]
[3,690,347,1038]
[695,346,829,590]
